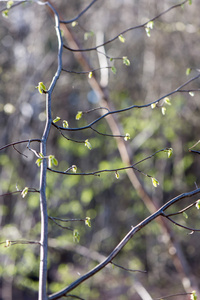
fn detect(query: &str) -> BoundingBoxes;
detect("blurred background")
[0,1,200,299]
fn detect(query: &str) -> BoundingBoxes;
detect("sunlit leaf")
[85,139,92,150]
[88,72,93,79]
[189,91,194,97]
[111,66,117,74]
[195,200,200,210]
[190,291,197,300]
[72,21,78,27]
[164,97,171,106]
[151,102,157,109]
[85,217,91,227]
[145,27,151,37]
[188,0,192,5]
[147,21,154,29]
[183,211,188,219]
[84,31,94,41]
[2,10,9,18]
[21,187,29,198]
[53,116,61,123]
[152,177,159,187]
[71,165,77,173]
[48,155,58,168]
[118,34,125,43]
[186,68,191,75]
[5,240,11,248]
[63,120,69,128]
[124,133,130,141]
[161,107,166,115]
[36,158,43,167]
[7,1,14,9]
[36,82,47,94]
[122,56,130,66]
[167,148,173,158]
[73,229,80,243]
[115,171,120,179]
[76,111,83,120]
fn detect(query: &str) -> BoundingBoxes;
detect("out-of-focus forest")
[0,1,200,299]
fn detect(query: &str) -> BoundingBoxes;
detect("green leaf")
[73,229,80,243]
[21,187,29,198]
[5,240,11,248]
[186,68,191,75]
[48,155,58,168]
[189,91,194,97]
[145,27,151,37]
[36,82,47,94]
[71,165,77,173]
[152,177,159,188]
[147,21,154,29]
[190,291,197,300]
[2,10,9,18]
[85,217,91,228]
[39,153,44,158]
[118,34,125,43]
[151,102,157,109]
[76,111,83,120]
[161,107,166,115]
[88,72,93,79]
[7,1,14,9]
[124,133,130,141]
[84,31,94,41]
[110,58,113,62]
[36,158,43,167]
[183,211,188,219]
[111,66,117,74]
[71,21,78,27]
[166,148,173,158]
[85,139,92,150]
[63,120,69,128]
[188,0,192,5]
[53,116,61,123]
[164,97,171,106]
[115,171,120,179]
[122,56,130,66]
[195,200,200,210]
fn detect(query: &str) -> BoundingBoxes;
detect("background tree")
[0,0,200,300]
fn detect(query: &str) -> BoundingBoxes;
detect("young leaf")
[190,291,197,300]
[189,91,194,97]
[21,187,29,198]
[115,171,120,179]
[2,10,9,18]
[36,158,43,167]
[63,120,69,128]
[183,211,188,219]
[161,107,166,115]
[145,27,151,37]
[118,34,125,43]
[48,155,58,168]
[85,139,92,150]
[167,148,173,158]
[111,66,117,74]
[186,68,191,75]
[5,240,11,248]
[73,229,80,243]
[53,116,61,123]
[124,133,130,141]
[71,165,77,173]
[88,72,93,79]
[147,21,154,29]
[151,102,158,109]
[84,31,94,41]
[164,97,171,106]
[188,0,192,5]
[7,1,14,9]
[71,21,78,27]
[36,82,47,94]
[76,111,83,120]
[195,200,200,210]
[85,217,91,227]
[152,177,159,188]
[122,56,130,66]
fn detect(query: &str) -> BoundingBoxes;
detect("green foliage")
[76,111,83,120]
[48,155,58,168]
[62,120,69,128]
[73,229,80,243]
[85,139,92,150]
[36,82,47,94]
[118,34,125,43]
[190,291,197,300]
[53,116,61,123]
[21,187,28,198]
[122,56,130,66]
[151,177,159,187]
